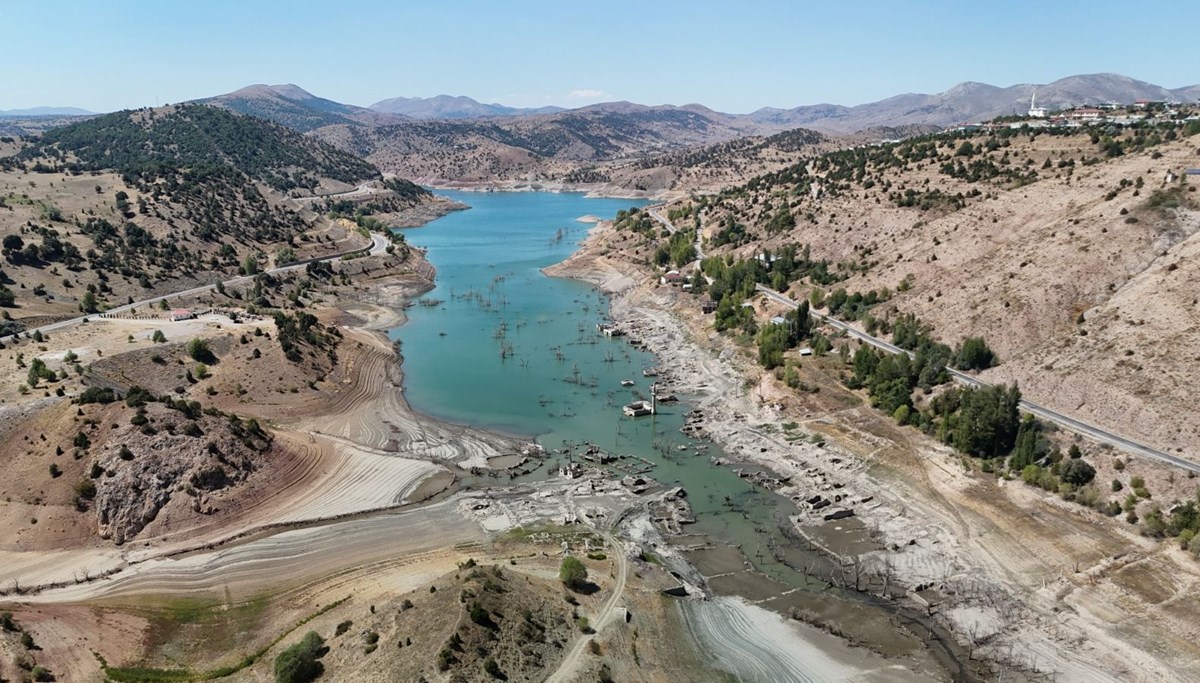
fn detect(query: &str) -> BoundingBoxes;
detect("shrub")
[185,338,216,364]
[1060,459,1096,486]
[469,602,491,627]
[74,479,97,500]
[559,555,588,590]
[273,631,325,683]
[77,386,116,405]
[483,657,502,678]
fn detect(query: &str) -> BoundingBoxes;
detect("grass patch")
[102,597,349,682]
[638,551,662,566]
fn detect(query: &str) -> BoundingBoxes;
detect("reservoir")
[390,190,962,681]
[391,191,803,581]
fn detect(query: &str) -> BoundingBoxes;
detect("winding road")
[297,182,381,203]
[648,205,705,261]
[755,284,1200,474]
[0,231,391,345]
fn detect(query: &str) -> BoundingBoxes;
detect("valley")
[0,53,1198,683]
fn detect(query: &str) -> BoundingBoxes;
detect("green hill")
[22,104,380,191]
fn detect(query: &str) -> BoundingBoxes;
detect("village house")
[1064,107,1104,122]
[660,270,684,285]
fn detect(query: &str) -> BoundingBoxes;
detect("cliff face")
[92,403,268,545]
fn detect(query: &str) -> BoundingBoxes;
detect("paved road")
[297,182,380,202]
[0,232,390,345]
[754,284,1199,474]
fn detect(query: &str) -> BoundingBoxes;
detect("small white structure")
[169,308,194,322]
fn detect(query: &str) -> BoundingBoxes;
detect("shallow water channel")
[389,191,969,681]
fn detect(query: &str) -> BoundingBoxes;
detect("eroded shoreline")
[543,216,1196,681]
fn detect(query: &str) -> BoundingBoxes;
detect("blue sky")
[4,0,1196,113]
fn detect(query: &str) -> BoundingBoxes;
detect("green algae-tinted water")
[391,191,805,583]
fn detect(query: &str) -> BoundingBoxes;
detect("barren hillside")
[674,117,1200,457]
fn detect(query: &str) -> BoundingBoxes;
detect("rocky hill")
[557,126,834,195]
[197,83,398,132]
[311,101,767,185]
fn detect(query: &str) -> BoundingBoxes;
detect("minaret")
[1028,90,1046,118]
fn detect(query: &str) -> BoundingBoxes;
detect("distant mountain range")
[369,95,563,119]
[9,73,1197,184]
[176,74,1200,185]
[196,73,1200,137]
[0,106,94,118]
[745,73,1200,133]
[6,73,1199,132]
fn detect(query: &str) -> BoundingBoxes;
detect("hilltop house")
[1065,107,1103,121]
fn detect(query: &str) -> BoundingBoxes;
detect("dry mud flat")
[681,596,929,683]
[549,222,1200,681]
[19,498,484,604]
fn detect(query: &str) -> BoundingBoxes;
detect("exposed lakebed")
[390,190,963,681]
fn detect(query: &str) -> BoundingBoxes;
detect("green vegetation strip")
[101,596,350,682]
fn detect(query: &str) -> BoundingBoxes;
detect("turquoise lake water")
[391,191,805,581]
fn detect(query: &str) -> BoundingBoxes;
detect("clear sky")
[4,0,1196,113]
